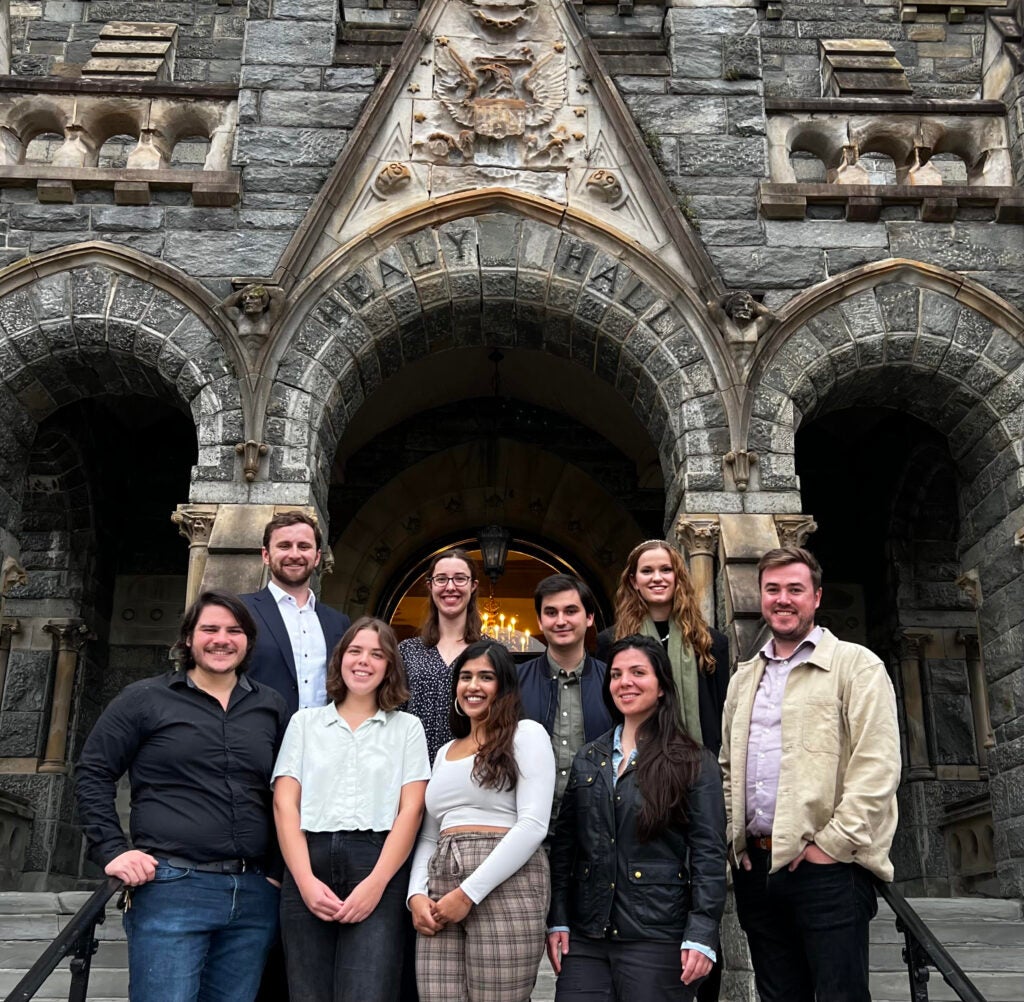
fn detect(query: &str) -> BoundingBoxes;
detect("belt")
[747,835,772,851]
[158,855,264,874]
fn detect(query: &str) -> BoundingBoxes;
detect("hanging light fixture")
[477,524,511,584]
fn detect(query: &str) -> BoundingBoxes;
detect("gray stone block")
[669,37,722,80]
[713,246,824,289]
[0,712,43,757]
[164,230,290,277]
[243,19,335,66]
[274,0,337,19]
[667,8,757,35]
[235,126,347,167]
[677,137,765,176]
[626,95,728,137]
[323,66,377,91]
[241,65,323,90]
[259,91,367,128]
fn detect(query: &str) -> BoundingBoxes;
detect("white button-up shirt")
[268,580,328,709]
[272,704,430,832]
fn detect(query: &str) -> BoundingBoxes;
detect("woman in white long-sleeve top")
[408,640,555,1002]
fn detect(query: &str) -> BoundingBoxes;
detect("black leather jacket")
[548,730,727,949]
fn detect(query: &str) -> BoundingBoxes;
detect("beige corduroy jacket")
[719,628,901,880]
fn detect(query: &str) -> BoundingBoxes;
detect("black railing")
[876,878,989,1002]
[3,876,122,1002]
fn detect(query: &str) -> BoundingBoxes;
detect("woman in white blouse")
[408,640,555,1002]
[273,617,430,1001]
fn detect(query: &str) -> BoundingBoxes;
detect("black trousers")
[733,846,877,1002]
[554,935,698,1002]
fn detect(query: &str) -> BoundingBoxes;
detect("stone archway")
[746,260,1024,895]
[269,206,734,525]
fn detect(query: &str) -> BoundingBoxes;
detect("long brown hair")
[612,540,714,673]
[418,547,483,647]
[326,617,409,710]
[603,635,702,841]
[449,640,522,791]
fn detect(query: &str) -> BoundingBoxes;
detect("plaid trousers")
[416,832,550,1002]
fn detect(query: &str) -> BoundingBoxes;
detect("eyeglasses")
[428,573,471,588]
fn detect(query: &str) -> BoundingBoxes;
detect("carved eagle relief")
[434,41,566,141]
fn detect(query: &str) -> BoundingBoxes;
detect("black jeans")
[733,846,878,1002]
[280,830,408,1002]
[554,935,697,1002]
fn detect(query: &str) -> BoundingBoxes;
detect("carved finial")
[724,450,758,491]
[235,440,269,482]
[1,556,27,595]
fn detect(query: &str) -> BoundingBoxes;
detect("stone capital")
[171,505,218,545]
[675,517,721,558]
[43,619,92,652]
[774,514,818,548]
[0,618,19,644]
[895,628,931,660]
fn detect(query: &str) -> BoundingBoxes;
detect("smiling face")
[263,522,321,589]
[538,588,594,659]
[188,604,249,677]
[428,555,478,620]
[455,654,499,722]
[630,546,676,617]
[760,561,821,651]
[608,646,663,723]
[339,627,389,700]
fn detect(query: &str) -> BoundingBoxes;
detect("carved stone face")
[241,286,268,316]
[726,293,755,323]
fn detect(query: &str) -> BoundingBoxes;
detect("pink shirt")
[744,626,824,836]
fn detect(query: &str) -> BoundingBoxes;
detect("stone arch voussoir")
[0,245,245,493]
[275,211,730,516]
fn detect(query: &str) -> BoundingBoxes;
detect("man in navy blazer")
[240,511,350,718]
[518,573,612,825]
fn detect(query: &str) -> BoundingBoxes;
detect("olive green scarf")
[640,617,702,745]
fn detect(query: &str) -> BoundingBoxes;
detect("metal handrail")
[875,878,989,1002]
[4,876,123,1002]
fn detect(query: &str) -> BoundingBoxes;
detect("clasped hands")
[409,888,473,935]
[299,874,385,923]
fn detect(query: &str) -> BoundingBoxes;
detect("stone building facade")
[0,0,1021,941]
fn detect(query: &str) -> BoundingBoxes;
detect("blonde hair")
[612,539,715,673]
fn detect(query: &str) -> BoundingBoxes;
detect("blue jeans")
[733,846,877,1002]
[124,862,279,1002]
[280,830,409,1002]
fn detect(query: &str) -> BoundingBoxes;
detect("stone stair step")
[870,970,1024,1002]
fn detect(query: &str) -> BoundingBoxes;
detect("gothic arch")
[268,198,735,519]
[0,242,246,527]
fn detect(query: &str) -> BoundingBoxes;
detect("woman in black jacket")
[547,635,727,1002]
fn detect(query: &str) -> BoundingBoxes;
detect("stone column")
[897,629,934,781]
[0,1,10,77]
[39,620,91,774]
[675,516,720,626]
[0,618,18,708]
[958,630,994,777]
[171,505,218,606]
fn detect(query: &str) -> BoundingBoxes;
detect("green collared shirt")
[548,650,587,823]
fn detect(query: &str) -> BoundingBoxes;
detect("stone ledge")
[765,96,1007,116]
[0,75,237,100]
[0,166,241,207]
[758,181,1024,223]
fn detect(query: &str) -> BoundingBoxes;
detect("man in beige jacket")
[720,546,900,1002]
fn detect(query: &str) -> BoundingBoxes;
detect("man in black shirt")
[76,589,288,1002]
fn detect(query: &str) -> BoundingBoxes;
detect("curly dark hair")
[326,617,409,711]
[449,640,523,792]
[603,635,702,841]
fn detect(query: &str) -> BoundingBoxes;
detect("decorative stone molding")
[675,517,721,559]
[820,40,911,97]
[219,284,283,362]
[902,0,1007,21]
[708,291,776,374]
[83,22,178,82]
[956,568,982,609]
[0,78,239,206]
[761,101,1019,222]
[0,556,26,596]
[172,504,218,606]
[724,450,758,492]
[235,441,269,483]
[774,514,817,548]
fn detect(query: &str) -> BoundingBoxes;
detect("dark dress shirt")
[75,671,288,869]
